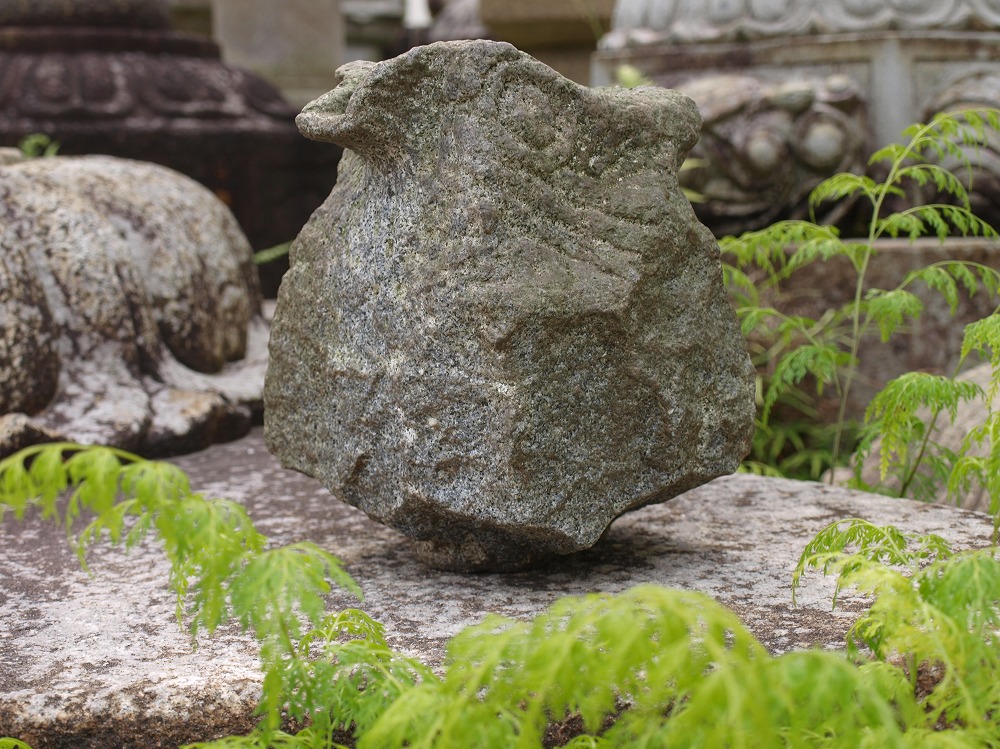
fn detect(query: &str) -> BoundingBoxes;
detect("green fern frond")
[905,109,1000,187]
[918,552,1000,633]
[253,241,292,266]
[150,495,267,631]
[736,305,781,338]
[894,447,963,504]
[720,221,843,283]
[762,345,852,421]
[874,203,994,242]
[793,518,953,603]
[230,542,361,643]
[865,373,984,481]
[961,314,1000,399]
[909,266,962,313]
[253,608,433,740]
[876,210,930,241]
[184,727,341,749]
[639,650,909,749]
[17,133,59,158]
[895,163,972,205]
[946,260,986,298]
[0,443,109,526]
[863,288,924,341]
[794,517,999,735]
[738,460,787,477]
[362,586,766,749]
[0,440,362,655]
[848,550,1000,730]
[0,443,370,746]
[722,261,760,304]
[809,172,880,207]
[785,235,856,275]
[868,142,908,167]
[949,411,1000,532]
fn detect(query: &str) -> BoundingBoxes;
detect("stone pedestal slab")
[0,429,995,747]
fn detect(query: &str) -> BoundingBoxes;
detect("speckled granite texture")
[267,40,755,571]
[0,155,267,460]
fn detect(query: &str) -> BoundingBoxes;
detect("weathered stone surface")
[1,429,995,748]
[595,3,1000,236]
[0,414,62,457]
[607,0,1000,44]
[265,40,756,571]
[0,224,59,416]
[0,155,269,458]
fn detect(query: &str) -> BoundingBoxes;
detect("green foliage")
[360,586,766,748]
[795,519,1000,740]
[724,110,1000,496]
[17,133,59,158]
[187,608,432,748]
[254,241,292,265]
[4,449,1000,748]
[0,442,361,737]
[863,373,982,484]
[949,410,1000,524]
[853,306,1000,525]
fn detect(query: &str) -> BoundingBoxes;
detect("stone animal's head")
[296,40,701,173]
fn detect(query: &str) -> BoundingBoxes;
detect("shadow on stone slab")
[1,428,995,748]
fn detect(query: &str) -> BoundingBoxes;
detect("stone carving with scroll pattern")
[678,73,866,236]
[608,0,1000,45]
[0,0,339,295]
[265,40,756,571]
[597,0,1000,235]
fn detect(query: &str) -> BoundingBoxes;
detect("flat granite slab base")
[1,428,995,747]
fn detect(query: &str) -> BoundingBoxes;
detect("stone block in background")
[211,0,345,109]
[265,40,755,571]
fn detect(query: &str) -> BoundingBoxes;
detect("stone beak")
[296,60,377,145]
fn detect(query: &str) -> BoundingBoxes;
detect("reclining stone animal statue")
[264,40,755,571]
[0,154,268,458]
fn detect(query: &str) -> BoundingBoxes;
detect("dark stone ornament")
[0,0,340,296]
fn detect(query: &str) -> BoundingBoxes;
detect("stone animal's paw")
[0,154,268,457]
